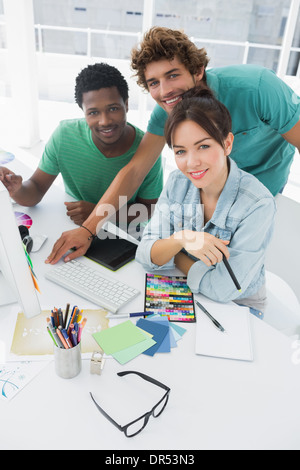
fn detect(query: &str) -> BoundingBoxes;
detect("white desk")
[1,184,300,451]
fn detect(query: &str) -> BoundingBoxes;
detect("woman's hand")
[174,230,230,266]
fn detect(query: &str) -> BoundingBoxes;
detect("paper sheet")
[111,330,156,364]
[10,309,109,360]
[195,298,253,362]
[0,361,49,401]
[92,320,147,355]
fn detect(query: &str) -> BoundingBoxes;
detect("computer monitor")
[0,181,41,318]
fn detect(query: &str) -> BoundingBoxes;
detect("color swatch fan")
[14,212,33,229]
[0,149,15,165]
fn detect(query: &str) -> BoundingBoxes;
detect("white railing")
[33,23,300,76]
[36,25,298,78]
[0,20,299,77]
[35,24,142,57]
[191,37,300,78]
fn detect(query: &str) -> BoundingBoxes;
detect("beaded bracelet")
[80,225,97,241]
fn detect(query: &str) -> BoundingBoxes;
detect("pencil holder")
[54,342,82,379]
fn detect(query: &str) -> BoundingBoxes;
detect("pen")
[223,257,242,292]
[60,327,73,349]
[47,320,64,348]
[77,317,87,343]
[47,305,87,348]
[66,305,77,332]
[195,300,226,333]
[71,330,78,347]
[57,308,63,327]
[47,326,58,347]
[63,303,70,329]
[56,327,70,349]
[106,312,153,319]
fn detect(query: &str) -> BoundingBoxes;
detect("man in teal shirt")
[147,64,299,196]
[0,63,163,230]
[134,28,300,197]
[35,26,300,264]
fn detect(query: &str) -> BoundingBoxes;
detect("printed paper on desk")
[0,361,49,401]
[9,309,109,361]
[195,298,253,362]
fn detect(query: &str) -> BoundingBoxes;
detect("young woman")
[136,87,276,317]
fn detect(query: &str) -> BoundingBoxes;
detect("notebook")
[195,297,253,362]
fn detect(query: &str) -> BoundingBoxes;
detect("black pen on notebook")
[223,256,242,292]
[195,300,226,333]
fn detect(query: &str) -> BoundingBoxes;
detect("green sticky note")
[112,334,157,365]
[92,320,147,355]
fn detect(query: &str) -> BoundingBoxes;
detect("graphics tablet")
[84,234,138,271]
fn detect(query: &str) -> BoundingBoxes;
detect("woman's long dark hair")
[164,87,232,152]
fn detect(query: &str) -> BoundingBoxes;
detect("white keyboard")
[45,259,140,313]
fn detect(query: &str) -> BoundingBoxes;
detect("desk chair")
[264,194,300,336]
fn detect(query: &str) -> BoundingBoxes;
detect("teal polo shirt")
[147,65,300,196]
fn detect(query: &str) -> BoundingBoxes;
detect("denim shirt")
[135,158,276,304]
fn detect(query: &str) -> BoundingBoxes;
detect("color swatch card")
[0,149,15,165]
[136,317,170,356]
[92,320,146,356]
[145,273,196,322]
[14,211,33,229]
[93,315,187,364]
[111,329,156,365]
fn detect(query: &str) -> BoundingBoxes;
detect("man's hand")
[45,226,93,265]
[0,167,23,197]
[64,201,96,226]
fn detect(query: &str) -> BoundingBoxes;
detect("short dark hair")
[165,86,232,152]
[74,63,129,108]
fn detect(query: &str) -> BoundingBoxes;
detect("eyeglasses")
[90,370,171,438]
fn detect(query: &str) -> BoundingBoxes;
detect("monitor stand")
[0,271,17,307]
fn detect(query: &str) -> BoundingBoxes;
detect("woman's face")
[172,120,234,192]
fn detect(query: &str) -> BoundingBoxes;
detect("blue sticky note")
[170,322,186,337]
[147,314,177,348]
[136,318,169,356]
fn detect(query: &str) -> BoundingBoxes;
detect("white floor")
[0,94,299,203]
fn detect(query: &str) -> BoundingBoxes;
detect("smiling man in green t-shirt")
[0,63,163,227]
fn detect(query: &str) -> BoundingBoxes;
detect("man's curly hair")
[75,63,129,108]
[131,27,209,90]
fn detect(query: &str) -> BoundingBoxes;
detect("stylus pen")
[223,257,242,292]
[195,300,226,333]
[106,312,152,319]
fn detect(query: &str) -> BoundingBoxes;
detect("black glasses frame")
[90,370,171,438]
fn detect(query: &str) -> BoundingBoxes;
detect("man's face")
[144,56,204,114]
[82,86,128,148]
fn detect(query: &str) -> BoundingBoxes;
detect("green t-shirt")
[147,64,300,196]
[39,119,163,204]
